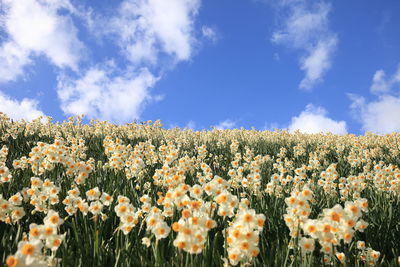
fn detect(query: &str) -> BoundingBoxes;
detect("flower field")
[1,113,400,267]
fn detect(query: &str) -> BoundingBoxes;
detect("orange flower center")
[244,214,253,223]
[6,256,17,267]
[21,244,35,256]
[50,215,59,224]
[30,228,40,237]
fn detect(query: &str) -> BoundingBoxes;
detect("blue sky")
[1,0,400,134]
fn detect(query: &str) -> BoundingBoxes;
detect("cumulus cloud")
[57,62,158,123]
[299,36,337,89]
[0,42,31,83]
[349,94,400,134]
[105,0,201,66]
[0,92,45,121]
[349,65,400,133]
[215,119,236,130]
[1,0,205,124]
[0,0,84,82]
[55,0,203,122]
[288,104,347,134]
[271,2,330,48]
[370,66,400,94]
[271,1,337,90]
[370,70,391,94]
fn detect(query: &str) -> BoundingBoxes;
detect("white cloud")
[0,92,45,121]
[288,104,347,134]
[299,36,337,90]
[271,1,337,90]
[215,119,236,130]
[271,2,330,48]
[54,0,203,123]
[1,0,206,124]
[370,70,390,94]
[201,26,218,43]
[57,62,158,123]
[349,65,400,133]
[0,42,31,83]
[370,66,400,94]
[0,0,84,82]
[107,0,201,65]
[350,95,400,134]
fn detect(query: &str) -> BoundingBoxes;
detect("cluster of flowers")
[196,144,208,161]
[20,139,94,185]
[282,184,380,265]
[293,143,306,158]
[337,175,367,200]
[2,115,400,266]
[266,164,309,197]
[353,241,381,266]
[6,210,65,267]
[27,178,60,214]
[27,140,65,175]
[172,206,216,254]
[0,193,25,224]
[161,184,203,216]
[0,145,12,183]
[228,149,268,194]
[215,190,239,217]
[159,143,180,166]
[104,137,134,170]
[317,164,339,195]
[104,137,162,181]
[66,137,88,162]
[63,186,113,219]
[203,176,231,198]
[170,188,217,254]
[227,153,244,186]
[372,162,400,195]
[225,207,266,266]
[12,156,29,170]
[283,186,314,238]
[266,150,306,196]
[346,141,372,168]
[196,162,214,184]
[115,195,140,234]
[307,152,322,173]
[303,200,368,249]
[265,173,285,197]
[152,155,195,188]
[68,160,94,185]
[145,206,171,241]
